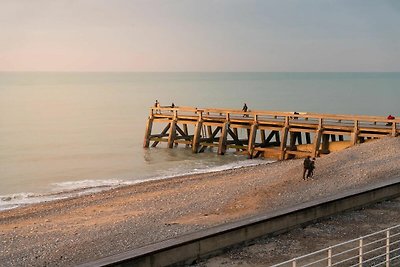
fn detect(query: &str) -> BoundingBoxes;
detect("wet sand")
[1,137,399,266]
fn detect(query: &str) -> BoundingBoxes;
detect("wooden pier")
[143,106,399,160]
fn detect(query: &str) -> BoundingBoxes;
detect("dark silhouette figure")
[242,103,248,117]
[154,100,160,114]
[171,102,175,108]
[307,158,316,178]
[303,156,311,180]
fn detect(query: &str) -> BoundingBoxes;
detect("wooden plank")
[149,137,168,142]
[202,122,225,127]
[285,150,313,157]
[174,140,192,145]
[358,133,390,138]
[176,119,197,125]
[288,128,318,133]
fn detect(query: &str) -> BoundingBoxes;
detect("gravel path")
[0,137,399,266]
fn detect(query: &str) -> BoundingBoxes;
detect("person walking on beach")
[303,156,311,180]
[307,158,316,178]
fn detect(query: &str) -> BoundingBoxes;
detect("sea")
[0,72,399,210]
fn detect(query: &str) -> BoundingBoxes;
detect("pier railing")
[270,224,400,267]
[144,106,399,159]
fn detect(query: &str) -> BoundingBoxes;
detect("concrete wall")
[78,178,400,267]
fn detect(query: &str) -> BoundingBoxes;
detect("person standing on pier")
[242,103,248,117]
[386,114,395,126]
[154,100,160,114]
[303,156,311,180]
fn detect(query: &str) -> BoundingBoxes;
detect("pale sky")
[1,0,400,72]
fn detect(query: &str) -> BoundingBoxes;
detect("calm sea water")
[0,72,399,209]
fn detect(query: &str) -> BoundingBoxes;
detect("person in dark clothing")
[242,103,248,117]
[307,158,316,178]
[303,156,311,180]
[154,100,160,114]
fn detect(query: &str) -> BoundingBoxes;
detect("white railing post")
[359,239,363,267]
[292,259,296,267]
[386,230,390,267]
[328,247,332,267]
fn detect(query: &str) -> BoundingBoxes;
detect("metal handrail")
[270,224,400,267]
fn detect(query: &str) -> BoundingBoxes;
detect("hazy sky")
[1,0,400,72]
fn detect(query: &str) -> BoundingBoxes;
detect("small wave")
[0,159,274,211]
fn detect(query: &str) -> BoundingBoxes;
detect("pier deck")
[144,106,399,159]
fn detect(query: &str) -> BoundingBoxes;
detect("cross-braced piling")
[143,106,399,160]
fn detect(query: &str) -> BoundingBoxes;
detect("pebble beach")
[1,137,399,266]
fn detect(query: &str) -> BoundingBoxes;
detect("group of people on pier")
[154,100,176,114]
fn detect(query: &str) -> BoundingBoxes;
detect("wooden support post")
[183,124,189,147]
[275,131,280,144]
[261,130,266,143]
[305,132,311,144]
[218,122,229,155]
[312,118,323,158]
[207,126,213,139]
[313,130,322,158]
[289,132,297,150]
[321,134,330,154]
[143,117,154,148]
[167,120,176,148]
[392,122,397,137]
[296,132,302,145]
[351,120,359,146]
[279,117,289,160]
[289,132,299,150]
[192,112,203,153]
[248,124,258,158]
[233,128,240,151]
